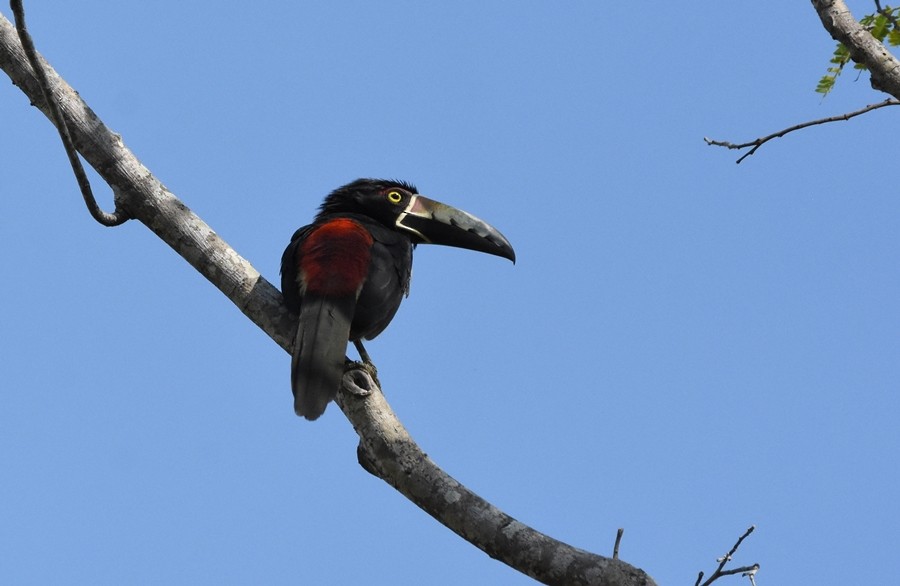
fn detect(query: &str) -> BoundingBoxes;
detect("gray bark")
[0,12,654,586]
[811,0,900,98]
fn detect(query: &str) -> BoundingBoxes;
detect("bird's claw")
[362,360,380,386]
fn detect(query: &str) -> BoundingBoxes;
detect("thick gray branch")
[0,11,655,586]
[338,372,654,586]
[811,0,900,98]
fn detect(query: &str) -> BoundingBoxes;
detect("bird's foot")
[362,359,380,388]
[351,341,382,388]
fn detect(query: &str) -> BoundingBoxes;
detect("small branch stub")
[613,528,624,560]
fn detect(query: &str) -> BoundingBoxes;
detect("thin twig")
[716,525,754,574]
[613,528,624,560]
[712,564,760,579]
[705,98,900,163]
[697,525,759,586]
[10,0,128,226]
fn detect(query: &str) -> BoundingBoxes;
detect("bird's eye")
[387,191,403,204]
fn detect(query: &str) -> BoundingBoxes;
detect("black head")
[316,178,515,262]
[316,178,419,227]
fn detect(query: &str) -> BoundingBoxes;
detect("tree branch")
[0,9,655,586]
[811,0,900,98]
[708,2,900,163]
[705,98,900,163]
[337,369,653,585]
[694,525,759,586]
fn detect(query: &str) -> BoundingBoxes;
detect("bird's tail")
[291,294,356,420]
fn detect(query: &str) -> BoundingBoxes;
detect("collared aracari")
[280,179,515,420]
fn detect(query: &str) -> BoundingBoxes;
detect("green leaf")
[817,42,853,96]
[889,28,900,46]
[871,15,890,41]
[816,75,836,95]
[815,8,900,95]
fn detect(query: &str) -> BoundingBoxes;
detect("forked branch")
[694,525,759,586]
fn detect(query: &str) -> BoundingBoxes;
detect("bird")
[281,178,515,420]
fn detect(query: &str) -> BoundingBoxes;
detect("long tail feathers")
[291,295,356,420]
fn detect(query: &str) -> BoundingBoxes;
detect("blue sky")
[2,2,898,584]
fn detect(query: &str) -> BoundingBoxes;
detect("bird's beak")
[395,195,516,263]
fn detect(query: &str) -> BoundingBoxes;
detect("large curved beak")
[395,195,516,263]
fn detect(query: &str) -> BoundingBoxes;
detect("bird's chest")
[351,234,413,340]
[297,218,375,296]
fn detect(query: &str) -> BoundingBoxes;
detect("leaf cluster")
[817,5,900,96]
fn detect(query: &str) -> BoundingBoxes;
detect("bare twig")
[713,525,754,576]
[9,0,127,226]
[705,98,900,163]
[613,528,624,560]
[696,525,759,586]
[711,564,761,581]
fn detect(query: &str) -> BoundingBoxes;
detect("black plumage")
[281,179,514,420]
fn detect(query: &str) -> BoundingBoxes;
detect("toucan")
[280,179,515,420]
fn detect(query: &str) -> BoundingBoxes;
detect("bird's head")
[317,178,515,262]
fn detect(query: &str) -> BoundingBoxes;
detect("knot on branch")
[343,362,378,397]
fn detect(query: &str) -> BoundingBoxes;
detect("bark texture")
[1,11,654,586]
[811,0,900,98]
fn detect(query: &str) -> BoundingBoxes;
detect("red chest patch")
[298,218,374,296]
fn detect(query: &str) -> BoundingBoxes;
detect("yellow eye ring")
[387,191,403,203]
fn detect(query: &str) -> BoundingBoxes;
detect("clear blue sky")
[2,2,898,584]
